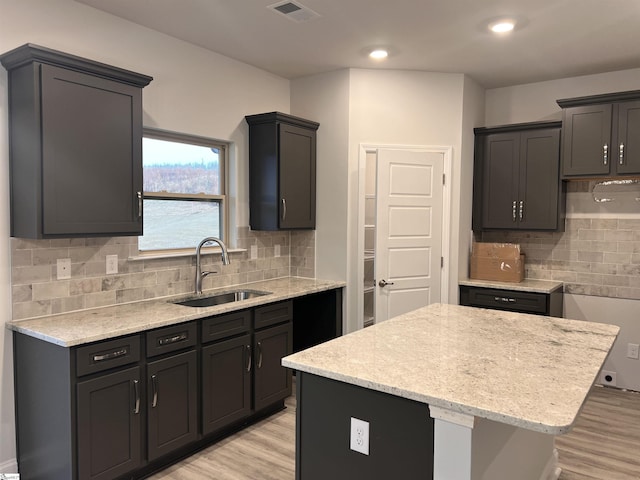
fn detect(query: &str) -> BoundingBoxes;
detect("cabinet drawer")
[202,310,251,344]
[146,322,197,357]
[465,287,547,314]
[76,335,141,377]
[254,301,293,330]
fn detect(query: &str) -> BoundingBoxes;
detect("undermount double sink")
[174,289,271,307]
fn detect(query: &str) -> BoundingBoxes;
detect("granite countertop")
[459,278,563,293]
[282,303,618,435]
[7,277,345,347]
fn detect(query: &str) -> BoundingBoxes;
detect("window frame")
[139,127,229,256]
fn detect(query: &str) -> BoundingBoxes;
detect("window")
[139,129,228,252]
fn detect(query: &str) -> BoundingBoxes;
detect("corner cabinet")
[245,112,319,230]
[558,91,640,178]
[472,121,564,231]
[0,44,152,238]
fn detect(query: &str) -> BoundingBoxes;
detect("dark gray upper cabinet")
[245,112,319,230]
[558,91,640,178]
[473,121,564,231]
[0,44,152,238]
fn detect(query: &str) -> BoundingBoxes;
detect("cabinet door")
[77,366,142,480]
[40,63,143,236]
[518,128,561,230]
[480,132,520,229]
[279,123,316,229]
[616,100,640,175]
[202,334,251,435]
[147,350,198,461]
[561,104,612,177]
[254,322,293,412]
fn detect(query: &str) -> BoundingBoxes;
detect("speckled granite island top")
[282,303,618,435]
[7,277,344,347]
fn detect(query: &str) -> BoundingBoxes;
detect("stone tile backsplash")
[11,227,315,320]
[480,218,640,300]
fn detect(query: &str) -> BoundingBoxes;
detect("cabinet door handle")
[619,143,625,165]
[133,379,140,414]
[137,191,143,218]
[257,342,263,369]
[518,200,524,222]
[603,144,608,165]
[281,198,287,221]
[512,200,517,222]
[151,374,158,408]
[246,345,252,372]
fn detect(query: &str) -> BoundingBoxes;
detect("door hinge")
[442,173,446,185]
[441,256,444,268]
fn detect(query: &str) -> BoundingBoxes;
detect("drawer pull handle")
[494,296,516,303]
[281,198,287,221]
[246,345,252,372]
[158,332,188,346]
[151,374,158,408]
[512,200,517,222]
[93,348,128,362]
[133,379,140,414]
[603,144,608,165]
[257,342,263,369]
[518,200,524,222]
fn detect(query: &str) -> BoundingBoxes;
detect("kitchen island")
[282,303,619,480]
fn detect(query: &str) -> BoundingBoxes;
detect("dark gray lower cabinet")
[202,334,252,435]
[77,367,143,480]
[13,292,341,479]
[254,322,293,411]
[147,350,198,461]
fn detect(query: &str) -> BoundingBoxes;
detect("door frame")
[357,144,453,329]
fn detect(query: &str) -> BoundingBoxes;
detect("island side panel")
[296,372,434,480]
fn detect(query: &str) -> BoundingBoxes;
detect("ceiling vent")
[268,1,320,23]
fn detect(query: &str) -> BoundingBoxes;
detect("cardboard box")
[470,242,525,283]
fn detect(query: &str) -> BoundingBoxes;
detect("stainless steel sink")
[174,289,271,307]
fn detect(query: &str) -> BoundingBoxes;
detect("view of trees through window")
[139,132,226,251]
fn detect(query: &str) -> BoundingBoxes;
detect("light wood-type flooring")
[148,386,639,480]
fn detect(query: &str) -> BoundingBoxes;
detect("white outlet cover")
[106,254,118,274]
[627,343,640,360]
[57,258,71,280]
[350,417,369,455]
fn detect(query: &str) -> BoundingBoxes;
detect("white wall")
[291,70,351,289]
[485,68,640,126]
[0,0,292,467]
[565,294,640,391]
[485,70,640,391]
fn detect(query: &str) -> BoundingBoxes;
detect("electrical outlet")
[274,244,281,258]
[106,254,118,274]
[627,343,640,360]
[250,245,258,260]
[56,258,71,280]
[350,417,369,455]
[600,370,617,387]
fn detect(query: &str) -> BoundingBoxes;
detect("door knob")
[378,279,395,287]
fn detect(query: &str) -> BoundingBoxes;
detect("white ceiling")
[75,0,640,88]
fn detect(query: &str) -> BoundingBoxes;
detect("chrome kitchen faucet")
[195,237,230,295]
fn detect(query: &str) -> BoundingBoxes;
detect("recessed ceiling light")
[488,19,516,34]
[369,49,389,60]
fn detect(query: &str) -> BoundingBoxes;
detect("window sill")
[128,247,246,262]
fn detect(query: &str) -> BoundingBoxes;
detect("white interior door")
[375,148,444,322]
